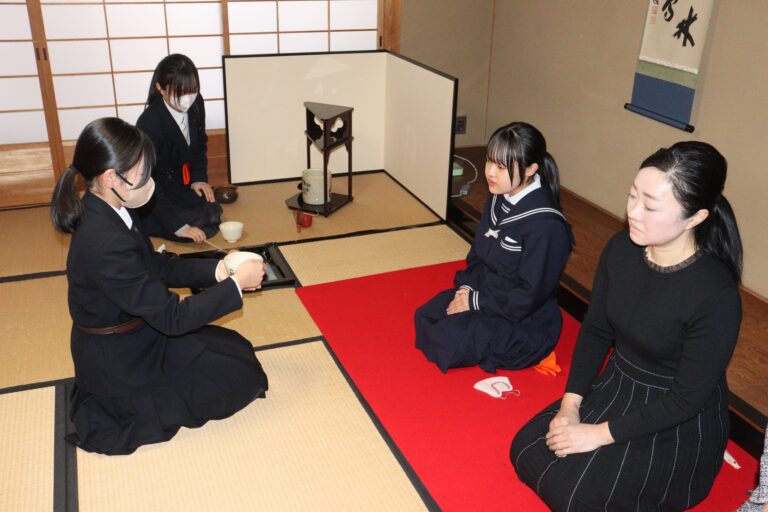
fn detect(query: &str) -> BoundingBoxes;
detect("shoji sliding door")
[0,0,381,207]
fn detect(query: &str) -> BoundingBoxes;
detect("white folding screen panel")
[224,52,387,184]
[384,55,456,220]
[223,52,455,219]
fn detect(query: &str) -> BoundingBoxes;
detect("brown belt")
[76,317,145,335]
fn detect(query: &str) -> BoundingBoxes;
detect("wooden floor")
[454,146,768,434]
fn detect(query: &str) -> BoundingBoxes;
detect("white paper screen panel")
[114,72,153,104]
[110,39,168,72]
[53,75,115,108]
[0,78,43,110]
[106,5,166,38]
[168,37,224,68]
[224,52,386,184]
[0,6,32,40]
[278,1,328,31]
[384,54,455,219]
[230,34,278,55]
[330,0,377,30]
[118,105,145,125]
[228,2,277,33]
[206,99,225,129]
[48,41,111,74]
[59,107,116,141]
[330,31,376,51]
[198,69,224,99]
[166,3,222,36]
[279,32,328,54]
[0,42,37,76]
[0,112,48,144]
[42,5,106,39]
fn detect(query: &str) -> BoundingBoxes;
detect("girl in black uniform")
[414,122,573,373]
[51,118,268,455]
[136,54,222,243]
[512,142,743,511]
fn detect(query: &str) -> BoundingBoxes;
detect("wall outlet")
[455,115,467,134]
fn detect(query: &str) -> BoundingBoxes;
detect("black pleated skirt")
[67,325,268,455]
[511,352,729,512]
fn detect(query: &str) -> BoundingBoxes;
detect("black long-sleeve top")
[565,231,742,443]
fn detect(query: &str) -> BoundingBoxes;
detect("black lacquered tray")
[178,243,297,292]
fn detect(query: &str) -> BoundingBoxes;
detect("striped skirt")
[511,352,729,512]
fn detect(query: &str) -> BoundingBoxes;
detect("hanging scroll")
[625,0,715,132]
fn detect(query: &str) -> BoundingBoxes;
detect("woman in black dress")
[415,122,573,373]
[136,54,222,243]
[51,118,268,455]
[511,141,743,511]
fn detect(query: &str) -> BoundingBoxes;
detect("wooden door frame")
[25,0,66,181]
[378,0,401,52]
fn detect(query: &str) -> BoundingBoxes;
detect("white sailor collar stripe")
[497,207,566,226]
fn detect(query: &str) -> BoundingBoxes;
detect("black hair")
[50,117,156,233]
[641,141,743,282]
[145,53,200,109]
[486,121,562,209]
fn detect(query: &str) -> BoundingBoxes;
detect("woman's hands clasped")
[545,393,614,457]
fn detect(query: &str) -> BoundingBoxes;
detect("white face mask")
[113,177,155,209]
[170,92,198,113]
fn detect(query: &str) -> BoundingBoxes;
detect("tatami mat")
[3,276,318,390]
[76,341,430,512]
[0,206,68,279]
[0,276,72,390]
[0,386,55,512]
[280,224,470,286]
[153,172,440,254]
[182,287,321,347]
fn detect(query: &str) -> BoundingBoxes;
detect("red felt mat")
[296,261,757,511]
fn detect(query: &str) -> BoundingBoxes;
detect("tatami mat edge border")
[0,378,75,396]
[7,337,441,511]
[0,270,67,284]
[274,220,445,248]
[314,337,441,512]
[54,384,78,512]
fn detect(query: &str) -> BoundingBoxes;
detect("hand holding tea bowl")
[223,251,265,291]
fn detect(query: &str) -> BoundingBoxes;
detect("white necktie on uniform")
[180,113,190,145]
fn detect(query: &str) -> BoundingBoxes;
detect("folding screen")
[223,50,457,219]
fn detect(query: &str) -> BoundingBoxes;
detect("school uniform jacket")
[67,192,241,397]
[453,187,573,324]
[135,95,208,234]
[415,185,574,372]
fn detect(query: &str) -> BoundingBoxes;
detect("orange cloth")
[533,351,561,376]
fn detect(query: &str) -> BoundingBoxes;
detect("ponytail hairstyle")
[640,141,743,282]
[486,121,562,209]
[145,53,200,110]
[51,118,156,233]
